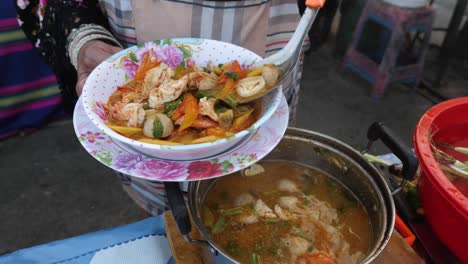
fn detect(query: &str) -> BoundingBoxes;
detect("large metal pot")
[166,124,418,263]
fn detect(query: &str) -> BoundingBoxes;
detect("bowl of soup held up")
[166,127,416,263]
[81,38,282,161]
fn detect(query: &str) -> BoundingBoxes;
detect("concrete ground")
[0,43,436,255]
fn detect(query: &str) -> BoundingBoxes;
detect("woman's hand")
[76,40,122,95]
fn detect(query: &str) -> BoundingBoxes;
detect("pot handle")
[164,182,209,245]
[364,122,419,193]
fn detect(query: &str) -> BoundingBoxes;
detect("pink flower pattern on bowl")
[80,131,105,143]
[93,101,107,122]
[132,41,186,70]
[135,159,188,180]
[187,161,224,180]
[161,45,184,68]
[123,58,138,79]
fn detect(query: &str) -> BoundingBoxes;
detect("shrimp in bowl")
[82,39,283,160]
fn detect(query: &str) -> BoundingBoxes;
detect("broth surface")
[202,160,372,264]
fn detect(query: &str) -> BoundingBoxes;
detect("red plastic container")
[414,97,468,263]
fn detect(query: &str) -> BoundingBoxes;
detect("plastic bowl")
[413,97,468,262]
[82,38,282,161]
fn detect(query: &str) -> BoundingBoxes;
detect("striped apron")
[99,0,308,215]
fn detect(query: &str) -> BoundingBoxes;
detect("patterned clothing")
[1,0,63,139]
[16,0,308,215]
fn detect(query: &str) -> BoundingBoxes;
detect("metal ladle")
[237,4,322,104]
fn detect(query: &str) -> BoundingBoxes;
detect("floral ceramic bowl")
[81,38,282,161]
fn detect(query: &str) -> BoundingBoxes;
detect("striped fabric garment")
[99,0,309,54]
[0,1,63,139]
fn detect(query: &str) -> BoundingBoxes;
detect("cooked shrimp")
[254,199,277,219]
[277,179,299,192]
[311,220,344,253]
[262,64,281,87]
[121,91,143,104]
[109,102,146,128]
[199,97,218,121]
[305,195,338,224]
[188,71,219,90]
[243,164,265,176]
[278,196,301,212]
[148,75,188,108]
[143,63,173,96]
[234,193,254,207]
[237,211,259,224]
[274,204,298,220]
[282,236,311,256]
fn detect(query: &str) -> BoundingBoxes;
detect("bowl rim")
[82,38,282,151]
[413,97,468,216]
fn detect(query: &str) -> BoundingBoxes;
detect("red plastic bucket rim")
[414,97,468,216]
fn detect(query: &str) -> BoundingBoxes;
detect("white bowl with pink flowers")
[81,38,283,161]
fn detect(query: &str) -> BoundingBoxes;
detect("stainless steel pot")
[165,123,418,264]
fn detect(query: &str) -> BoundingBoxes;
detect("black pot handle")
[365,122,419,182]
[164,182,209,245]
[164,182,192,236]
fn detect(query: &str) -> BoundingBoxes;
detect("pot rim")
[413,97,468,217]
[188,127,395,263]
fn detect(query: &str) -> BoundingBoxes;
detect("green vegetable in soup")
[222,95,239,108]
[221,207,244,216]
[249,252,260,264]
[212,216,226,234]
[152,118,164,139]
[164,96,183,117]
[262,218,280,223]
[224,72,239,80]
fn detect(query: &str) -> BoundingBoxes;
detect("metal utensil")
[237,6,321,103]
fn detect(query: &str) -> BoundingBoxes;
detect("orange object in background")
[306,0,326,8]
[395,214,416,246]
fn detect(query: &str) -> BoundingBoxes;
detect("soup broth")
[202,161,372,264]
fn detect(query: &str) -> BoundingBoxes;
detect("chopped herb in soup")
[202,160,372,264]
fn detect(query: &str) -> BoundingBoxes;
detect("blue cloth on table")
[0,216,171,264]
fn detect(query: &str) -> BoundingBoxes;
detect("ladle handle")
[306,0,326,8]
[164,182,192,236]
[366,122,419,181]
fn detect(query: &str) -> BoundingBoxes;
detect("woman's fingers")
[75,71,89,96]
[75,40,123,95]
